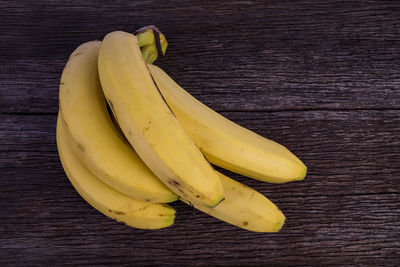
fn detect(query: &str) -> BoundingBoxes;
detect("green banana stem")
[137,30,155,47]
[136,25,168,64]
[140,45,158,65]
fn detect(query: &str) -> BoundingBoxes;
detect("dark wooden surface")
[1,1,399,265]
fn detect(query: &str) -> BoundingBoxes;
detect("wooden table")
[1,1,399,265]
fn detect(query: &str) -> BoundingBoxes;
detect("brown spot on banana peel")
[243,221,248,227]
[108,209,126,215]
[138,204,154,211]
[168,179,212,202]
[76,142,85,152]
[143,121,151,133]
[167,179,180,186]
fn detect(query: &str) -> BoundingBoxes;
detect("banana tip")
[296,165,308,181]
[271,212,286,233]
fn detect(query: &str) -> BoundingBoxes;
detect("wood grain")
[1,112,399,265]
[0,0,399,265]
[1,0,399,113]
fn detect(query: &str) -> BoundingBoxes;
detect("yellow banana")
[148,64,307,183]
[98,31,224,207]
[182,173,285,232]
[56,114,176,229]
[105,109,285,232]
[59,41,177,203]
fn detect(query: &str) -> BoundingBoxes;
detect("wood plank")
[1,0,399,113]
[0,111,399,265]
[1,111,399,196]
[0,192,398,266]
[1,0,399,265]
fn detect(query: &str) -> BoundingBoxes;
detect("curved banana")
[148,64,307,183]
[98,31,224,207]
[56,114,176,229]
[59,41,177,203]
[105,109,285,232]
[182,172,285,232]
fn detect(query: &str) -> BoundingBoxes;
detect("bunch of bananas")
[57,26,307,232]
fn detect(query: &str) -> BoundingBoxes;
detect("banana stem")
[136,25,168,64]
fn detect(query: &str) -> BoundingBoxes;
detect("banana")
[98,31,224,207]
[105,107,285,232]
[182,172,285,232]
[59,41,177,203]
[56,114,176,229]
[148,64,307,183]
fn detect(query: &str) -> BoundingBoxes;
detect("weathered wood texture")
[1,0,400,113]
[0,0,399,266]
